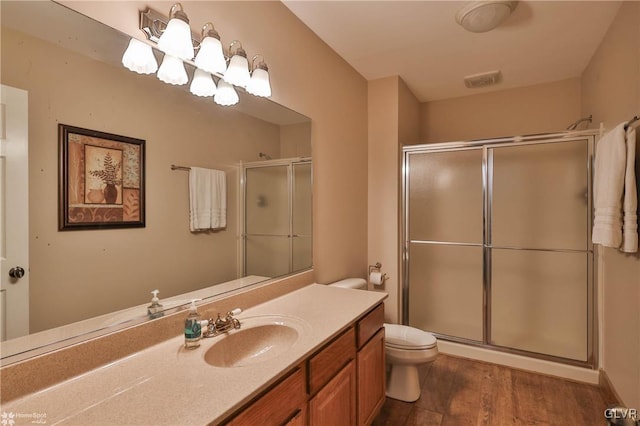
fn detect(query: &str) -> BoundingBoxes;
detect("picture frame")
[58,124,145,230]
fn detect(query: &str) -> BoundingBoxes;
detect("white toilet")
[329,278,438,402]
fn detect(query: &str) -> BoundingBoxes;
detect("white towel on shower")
[622,127,638,253]
[189,167,227,232]
[592,123,626,248]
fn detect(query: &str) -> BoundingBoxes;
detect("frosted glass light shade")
[214,80,239,106]
[223,54,250,87]
[246,67,271,97]
[122,38,158,74]
[157,55,188,85]
[194,37,227,75]
[157,18,194,60]
[190,69,217,97]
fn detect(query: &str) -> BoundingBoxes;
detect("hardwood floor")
[372,354,618,426]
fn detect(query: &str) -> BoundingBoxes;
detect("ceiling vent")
[464,70,502,88]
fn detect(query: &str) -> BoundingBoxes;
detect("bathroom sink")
[204,315,310,368]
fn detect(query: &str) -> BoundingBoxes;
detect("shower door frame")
[241,157,312,277]
[401,130,597,368]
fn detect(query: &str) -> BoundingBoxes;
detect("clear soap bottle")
[184,300,202,349]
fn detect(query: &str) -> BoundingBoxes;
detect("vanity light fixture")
[246,55,272,98]
[223,41,251,88]
[190,68,217,97]
[157,54,189,85]
[121,38,158,74]
[121,3,272,106]
[157,3,194,60]
[194,23,227,75]
[214,80,239,106]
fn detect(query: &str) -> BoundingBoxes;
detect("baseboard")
[438,340,599,384]
[599,368,624,405]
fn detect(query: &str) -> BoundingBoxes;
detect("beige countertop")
[1,284,387,425]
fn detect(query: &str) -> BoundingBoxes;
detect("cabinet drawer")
[357,303,384,349]
[225,366,307,426]
[308,327,356,395]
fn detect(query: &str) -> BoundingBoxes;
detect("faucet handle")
[228,308,242,316]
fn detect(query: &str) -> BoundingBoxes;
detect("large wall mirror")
[0,1,312,364]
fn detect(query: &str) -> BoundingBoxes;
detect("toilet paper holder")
[368,262,388,286]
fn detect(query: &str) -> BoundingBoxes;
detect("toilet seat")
[384,323,437,350]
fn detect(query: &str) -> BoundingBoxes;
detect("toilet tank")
[329,278,367,290]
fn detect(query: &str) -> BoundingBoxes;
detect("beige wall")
[60,2,369,285]
[420,78,582,143]
[281,122,312,159]
[367,77,420,323]
[1,27,283,332]
[368,77,400,322]
[581,1,640,408]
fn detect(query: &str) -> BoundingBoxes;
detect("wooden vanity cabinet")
[222,303,385,426]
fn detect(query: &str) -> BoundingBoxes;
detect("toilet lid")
[384,323,437,350]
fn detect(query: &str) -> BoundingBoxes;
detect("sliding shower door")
[243,159,312,278]
[489,140,592,361]
[406,149,484,342]
[403,133,595,366]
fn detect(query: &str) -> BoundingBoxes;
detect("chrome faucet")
[202,308,242,338]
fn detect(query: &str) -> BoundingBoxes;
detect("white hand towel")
[592,123,626,248]
[622,127,638,253]
[189,167,227,232]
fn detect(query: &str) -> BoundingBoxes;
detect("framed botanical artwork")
[58,124,145,230]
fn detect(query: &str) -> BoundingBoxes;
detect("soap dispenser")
[184,300,202,349]
[147,289,164,319]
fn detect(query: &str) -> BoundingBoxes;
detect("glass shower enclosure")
[242,158,312,278]
[402,131,596,367]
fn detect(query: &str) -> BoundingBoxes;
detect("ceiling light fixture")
[120,3,272,107]
[455,1,518,33]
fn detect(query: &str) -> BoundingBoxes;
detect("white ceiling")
[282,1,622,102]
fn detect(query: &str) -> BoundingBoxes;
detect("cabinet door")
[357,329,385,426]
[309,360,356,426]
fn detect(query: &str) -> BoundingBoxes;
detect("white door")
[0,84,29,341]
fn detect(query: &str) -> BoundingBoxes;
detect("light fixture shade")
[246,67,271,97]
[122,38,158,74]
[223,53,251,88]
[214,80,239,106]
[157,13,194,60]
[455,1,518,33]
[190,69,217,97]
[194,37,227,75]
[157,54,188,85]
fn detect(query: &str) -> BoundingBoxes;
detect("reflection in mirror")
[0,1,311,364]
